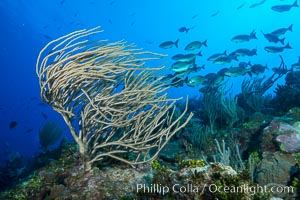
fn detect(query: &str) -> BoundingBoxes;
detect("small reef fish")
[186,75,206,87]
[164,65,204,80]
[9,121,18,129]
[271,24,293,36]
[213,55,238,65]
[264,43,292,53]
[159,39,179,49]
[238,61,252,68]
[207,50,227,61]
[231,30,257,43]
[232,48,257,57]
[178,26,195,33]
[184,40,207,51]
[271,0,298,12]
[237,1,247,10]
[169,77,188,87]
[41,112,48,119]
[250,64,269,75]
[175,65,205,77]
[262,32,285,44]
[210,11,220,17]
[171,61,194,72]
[203,73,224,85]
[249,0,267,8]
[171,52,202,62]
[224,67,252,77]
[217,68,229,76]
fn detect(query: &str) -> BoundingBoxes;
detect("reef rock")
[256,151,297,186]
[261,120,300,153]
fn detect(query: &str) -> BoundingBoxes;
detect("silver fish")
[262,32,285,44]
[187,75,206,87]
[207,50,227,61]
[231,30,257,43]
[178,26,195,33]
[224,67,252,77]
[232,48,257,57]
[271,0,298,12]
[264,43,292,53]
[159,39,179,49]
[171,52,202,62]
[213,55,238,65]
[271,24,293,36]
[184,40,207,51]
[251,64,268,75]
[171,61,194,72]
[249,0,267,8]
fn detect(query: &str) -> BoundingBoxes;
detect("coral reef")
[272,71,300,113]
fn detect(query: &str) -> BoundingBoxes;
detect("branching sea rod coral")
[36,26,193,171]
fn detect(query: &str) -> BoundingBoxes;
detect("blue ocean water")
[0,0,299,174]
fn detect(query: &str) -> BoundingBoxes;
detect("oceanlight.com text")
[136,183,294,196]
